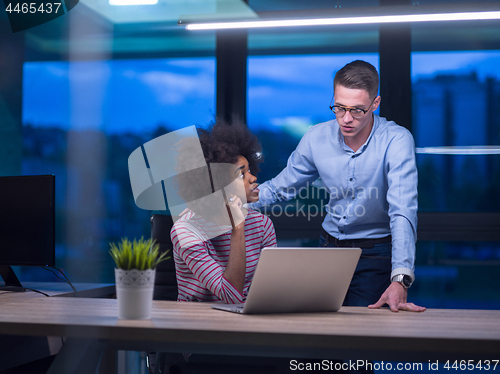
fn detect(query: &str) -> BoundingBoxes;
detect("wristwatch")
[391,274,412,289]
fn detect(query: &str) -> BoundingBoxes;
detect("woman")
[170,121,277,304]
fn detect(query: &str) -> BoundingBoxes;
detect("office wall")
[2,2,500,307]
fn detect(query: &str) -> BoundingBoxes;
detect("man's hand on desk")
[368,282,426,313]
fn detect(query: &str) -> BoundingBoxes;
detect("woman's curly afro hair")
[198,120,263,174]
[173,120,263,210]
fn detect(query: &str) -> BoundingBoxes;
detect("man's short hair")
[334,60,379,99]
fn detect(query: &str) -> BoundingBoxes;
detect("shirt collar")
[337,114,380,154]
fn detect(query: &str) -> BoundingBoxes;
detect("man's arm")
[369,130,425,312]
[250,131,320,210]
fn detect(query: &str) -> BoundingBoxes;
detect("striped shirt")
[171,209,277,304]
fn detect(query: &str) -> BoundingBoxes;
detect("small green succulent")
[109,237,169,270]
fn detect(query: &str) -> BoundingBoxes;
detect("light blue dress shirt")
[250,115,418,281]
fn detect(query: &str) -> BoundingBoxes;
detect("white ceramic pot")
[115,268,156,319]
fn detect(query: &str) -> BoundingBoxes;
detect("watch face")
[402,275,412,288]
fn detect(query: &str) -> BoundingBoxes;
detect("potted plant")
[110,237,169,319]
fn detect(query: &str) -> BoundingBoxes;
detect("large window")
[412,51,500,213]
[412,51,500,309]
[23,58,215,134]
[21,58,215,282]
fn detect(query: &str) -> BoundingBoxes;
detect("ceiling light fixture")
[109,0,157,6]
[416,146,500,155]
[181,11,500,30]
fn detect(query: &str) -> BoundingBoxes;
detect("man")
[250,60,425,312]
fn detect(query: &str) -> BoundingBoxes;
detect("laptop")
[211,247,361,314]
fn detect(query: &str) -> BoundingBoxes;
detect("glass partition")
[412,51,500,212]
[21,57,215,282]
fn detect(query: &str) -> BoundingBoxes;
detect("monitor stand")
[0,265,25,291]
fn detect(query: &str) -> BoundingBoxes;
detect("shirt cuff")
[221,275,245,304]
[391,267,415,283]
[249,181,280,210]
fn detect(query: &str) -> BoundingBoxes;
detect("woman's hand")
[227,195,247,229]
[223,194,247,294]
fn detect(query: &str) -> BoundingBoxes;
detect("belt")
[321,228,391,249]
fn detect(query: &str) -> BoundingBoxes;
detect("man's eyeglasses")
[329,97,376,119]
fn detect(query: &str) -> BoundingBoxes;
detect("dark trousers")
[319,234,392,307]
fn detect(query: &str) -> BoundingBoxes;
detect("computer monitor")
[0,175,55,289]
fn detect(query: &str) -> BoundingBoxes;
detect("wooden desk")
[1,296,500,365]
[0,283,114,372]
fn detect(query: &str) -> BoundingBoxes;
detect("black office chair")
[150,214,177,301]
[149,214,181,374]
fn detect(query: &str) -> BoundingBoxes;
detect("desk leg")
[153,352,167,374]
[46,338,102,374]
